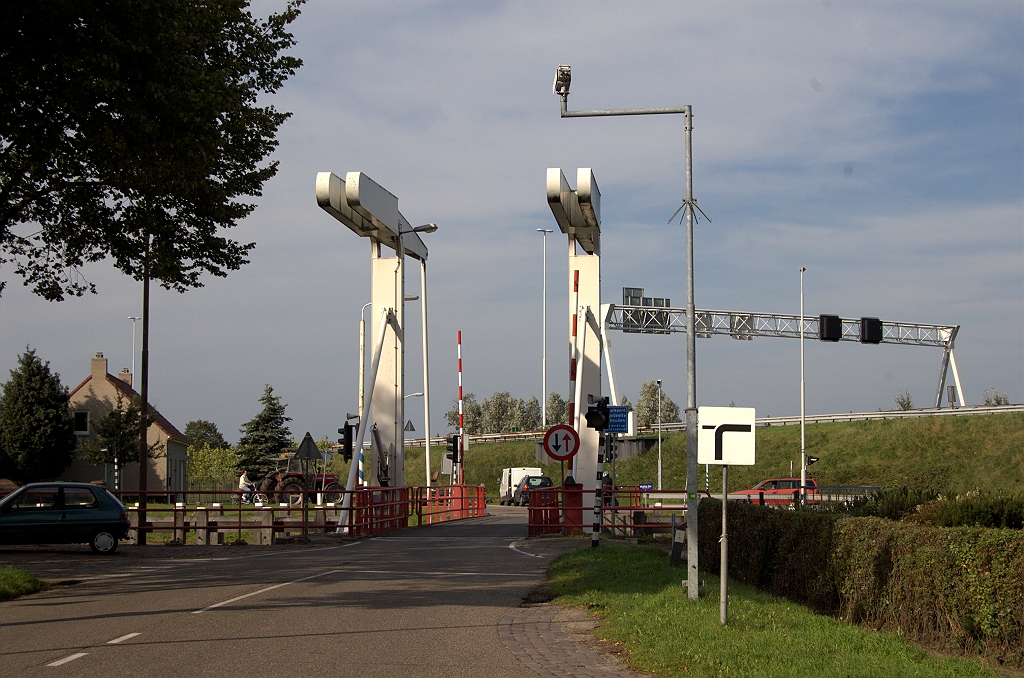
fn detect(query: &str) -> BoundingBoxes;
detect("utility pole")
[137,238,150,545]
[800,267,807,505]
[128,316,139,385]
[657,379,663,490]
[554,64,702,600]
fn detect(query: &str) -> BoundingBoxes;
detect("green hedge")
[698,500,1024,668]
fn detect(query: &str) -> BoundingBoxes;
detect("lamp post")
[799,267,807,504]
[128,316,140,385]
[537,228,553,427]
[554,64,702,600]
[657,379,663,490]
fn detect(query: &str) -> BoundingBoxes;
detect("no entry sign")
[542,424,580,461]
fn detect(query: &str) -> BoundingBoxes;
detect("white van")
[499,467,541,505]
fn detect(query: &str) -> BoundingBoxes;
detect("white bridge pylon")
[316,171,434,530]
[547,168,606,504]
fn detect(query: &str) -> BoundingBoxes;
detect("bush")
[698,499,1024,668]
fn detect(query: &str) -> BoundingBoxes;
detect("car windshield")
[527,477,550,487]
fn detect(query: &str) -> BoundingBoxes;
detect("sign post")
[697,406,755,625]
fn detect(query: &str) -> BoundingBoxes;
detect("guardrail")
[111,484,486,545]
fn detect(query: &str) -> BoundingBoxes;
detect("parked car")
[0,482,129,553]
[733,477,819,506]
[513,475,553,506]
[498,467,541,505]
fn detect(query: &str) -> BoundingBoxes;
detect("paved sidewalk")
[500,603,641,677]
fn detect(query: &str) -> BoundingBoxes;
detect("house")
[62,353,189,493]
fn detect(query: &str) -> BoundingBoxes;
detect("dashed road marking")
[106,633,140,644]
[46,653,87,667]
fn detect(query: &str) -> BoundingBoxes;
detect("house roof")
[69,374,189,444]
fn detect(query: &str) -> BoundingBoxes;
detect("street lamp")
[657,379,663,491]
[555,64,703,600]
[799,267,807,504]
[537,228,553,427]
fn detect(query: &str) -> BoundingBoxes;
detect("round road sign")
[543,424,580,461]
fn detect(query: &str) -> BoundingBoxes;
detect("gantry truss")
[604,304,964,408]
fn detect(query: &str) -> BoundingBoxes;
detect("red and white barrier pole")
[567,269,579,479]
[458,330,464,485]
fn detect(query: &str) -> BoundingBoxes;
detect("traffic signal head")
[585,397,610,431]
[807,455,820,466]
[339,422,353,462]
[446,435,460,463]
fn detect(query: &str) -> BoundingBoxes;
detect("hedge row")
[697,500,1024,669]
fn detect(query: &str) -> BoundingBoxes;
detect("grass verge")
[0,567,43,602]
[548,546,1001,677]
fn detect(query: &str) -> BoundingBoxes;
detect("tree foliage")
[0,0,304,300]
[980,388,1010,407]
[446,392,542,434]
[635,380,681,427]
[184,419,230,450]
[894,389,913,411]
[546,392,568,426]
[187,444,238,483]
[235,385,291,476]
[81,392,160,466]
[0,348,76,483]
[445,393,482,434]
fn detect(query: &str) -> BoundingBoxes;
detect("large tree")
[0,0,303,300]
[635,380,681,428]
[0,348,77,483]
[184,420,230,450]
[81,392,161,467]
[235,385,291,477]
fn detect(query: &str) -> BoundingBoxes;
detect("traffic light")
[338,423,353,462]
[585,397,610,431]
[446,435,460,464]
[807,455,819,466]
[819,314,842,342]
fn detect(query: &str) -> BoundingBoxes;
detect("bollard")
[128,508,139,544]
[173,502,186,542]
[312,507,326,534]
[258,508,275,545]
[195,508,208,545]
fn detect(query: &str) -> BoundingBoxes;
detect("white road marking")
[192,569,342,614]
[46,653,88,667]
[106,633,140,644]
[508,542,545,558]
[348,569,535,577]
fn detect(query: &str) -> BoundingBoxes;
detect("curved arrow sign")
[542,424,580,462]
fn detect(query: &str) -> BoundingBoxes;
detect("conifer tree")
[0,348,76,483]
[235,385,291,477]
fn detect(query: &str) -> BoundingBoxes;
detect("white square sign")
[698,406,756,466]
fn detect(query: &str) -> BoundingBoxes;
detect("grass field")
[442,411,1022,497]
[0,567,42,602]
[548,546,1001,678]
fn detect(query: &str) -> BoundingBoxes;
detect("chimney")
[117,368,132,387]
[91,353,108,380]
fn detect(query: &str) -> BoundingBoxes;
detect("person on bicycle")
[239,471,255,503]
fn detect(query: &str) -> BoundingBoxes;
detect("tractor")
[258,451,344,506]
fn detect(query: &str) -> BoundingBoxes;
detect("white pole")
[420,261,431,487]
[538,229,552,427]
[358,301,371,487]
[800,267,807,505]
[129,316,139,385]
[657,379,663,491]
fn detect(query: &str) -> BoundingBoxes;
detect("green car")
[0,482,130,554]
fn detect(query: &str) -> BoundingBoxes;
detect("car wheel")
[90,530,118,554]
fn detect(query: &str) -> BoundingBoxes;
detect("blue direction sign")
[638,483,653,491]
[607,406,629,433]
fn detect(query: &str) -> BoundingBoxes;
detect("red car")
[734,478,819,505]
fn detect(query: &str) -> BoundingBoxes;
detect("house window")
[73,411,89,436]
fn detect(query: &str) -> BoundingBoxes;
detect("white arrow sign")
[698,407,756,466]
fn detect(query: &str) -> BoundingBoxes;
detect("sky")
[2,1,1022,445]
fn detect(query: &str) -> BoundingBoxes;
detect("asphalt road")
[1,506,584,677]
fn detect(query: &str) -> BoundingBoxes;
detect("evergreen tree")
[0,348,76,483]
[184,420,230,450]
[235,385,291,477]
[635,380,681,428]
